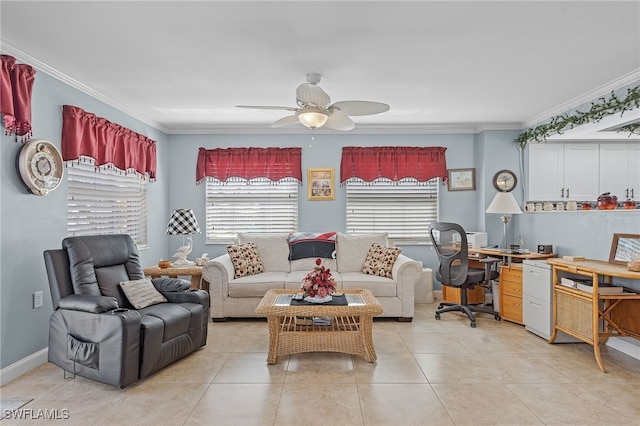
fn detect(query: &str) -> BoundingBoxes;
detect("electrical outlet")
[33,291,44,309]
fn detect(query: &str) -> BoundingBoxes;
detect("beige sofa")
[202,232,422,321]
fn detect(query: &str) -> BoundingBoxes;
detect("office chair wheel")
[435,313,441,320]
[437,303,444,309]
[470,321,477,328]
[495,314,501,321]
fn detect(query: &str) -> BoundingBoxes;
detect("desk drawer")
[502,294,523,323]
[500,265,522,281]
[502,280,522,297]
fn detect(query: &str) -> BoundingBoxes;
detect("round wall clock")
[493,169,517,192]
[17,139,63,196]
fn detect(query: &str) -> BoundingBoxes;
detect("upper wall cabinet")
[528,143,599,201]
[599,144,640,200]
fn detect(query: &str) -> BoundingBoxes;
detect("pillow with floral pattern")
[227,242,265,278]
[361,242,401,278]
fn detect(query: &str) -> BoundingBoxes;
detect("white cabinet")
[599,144,640,200]
[522,260,579,342]
[528,143,599,201]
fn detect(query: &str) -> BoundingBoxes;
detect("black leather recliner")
[43,234,209,388]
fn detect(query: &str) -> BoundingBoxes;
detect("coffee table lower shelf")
[256,289,383,364]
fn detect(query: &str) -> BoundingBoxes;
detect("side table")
[143,265,205,290]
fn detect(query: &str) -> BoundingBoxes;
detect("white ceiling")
[1,1,639,135]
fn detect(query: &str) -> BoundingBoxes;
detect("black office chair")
[429,222,501,327]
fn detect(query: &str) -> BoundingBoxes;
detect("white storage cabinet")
[522,259,579,342]
[528,143,599,201]
[599,143,640,200]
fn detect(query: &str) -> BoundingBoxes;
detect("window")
[205,178,298,243]
[67,159,148,247]
[345,177,439,244]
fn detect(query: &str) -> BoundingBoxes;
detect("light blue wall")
[0,71,170,369]
[165,132,483,272]
[2,66,638,373]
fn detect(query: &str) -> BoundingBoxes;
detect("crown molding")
[8,39,633,138]
[523,70,640,129]
[1,41,169,134]
[165,122,523,135]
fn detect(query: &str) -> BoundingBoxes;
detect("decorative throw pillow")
[227,241,265,278]
[361,243,401,278]
[119,278,167,309]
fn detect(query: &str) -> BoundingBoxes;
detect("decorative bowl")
[158,260,172,269]
[304,295,333,304]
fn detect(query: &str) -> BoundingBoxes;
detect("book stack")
[295,316,333,326]
[560,277,624,294]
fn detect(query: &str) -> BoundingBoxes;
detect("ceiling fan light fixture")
[296,107,328,129]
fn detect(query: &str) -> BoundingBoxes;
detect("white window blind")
[205,178,298,243]
[345,178,439,244]
[67,160,148,247]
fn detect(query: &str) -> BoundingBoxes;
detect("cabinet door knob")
[566,188,570,198]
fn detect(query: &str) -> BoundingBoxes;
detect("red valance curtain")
[61,105,157,180]
[340,146,448,184]
[196,147,302,184]
[1,54,36,139]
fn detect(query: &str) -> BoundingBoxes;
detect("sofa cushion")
[336,233,389,272]
[340,272,397,298]
[227,242,265,278]
[228,272,287,297]
[362,243,401,278]
[119,278,167,309]
[139,303,192,342]
[238,233,290,272]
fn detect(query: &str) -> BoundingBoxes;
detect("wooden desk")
[468,248,555,262]
[469,249,556,324]
[144,265,204,289]
[547,258,640,372]
[441,249,556,307]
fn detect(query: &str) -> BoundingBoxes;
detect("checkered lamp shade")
[165,209,201,235]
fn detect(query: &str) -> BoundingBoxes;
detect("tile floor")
[2,303,640,425]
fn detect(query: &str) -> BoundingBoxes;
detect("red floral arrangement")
[301,258,337,298]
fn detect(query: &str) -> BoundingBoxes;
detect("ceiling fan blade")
[236,105,298,111]
[328,101,390,116]
[271,114,300,128]
[324,114,355,131]
[296,83,330,108]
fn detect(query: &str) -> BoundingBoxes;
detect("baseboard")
[606,337,640,360]
[0,348,48,386]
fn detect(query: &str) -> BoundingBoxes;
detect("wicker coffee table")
[255,289,383,364]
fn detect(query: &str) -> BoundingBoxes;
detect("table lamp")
[485,192,522,249]
[165,208,201,266]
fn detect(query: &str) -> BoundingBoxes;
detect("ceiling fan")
[236,73,390,131]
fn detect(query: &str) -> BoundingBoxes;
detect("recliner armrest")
[58,294,119,313]
[162,289,209,306]
[151,277,190,293]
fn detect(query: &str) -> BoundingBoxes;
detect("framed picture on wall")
[447,168,476,191]
[308,168,335,200]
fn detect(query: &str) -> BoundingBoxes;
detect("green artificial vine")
[515,85,640,149]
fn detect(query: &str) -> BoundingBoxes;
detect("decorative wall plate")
[17,139,63,195]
